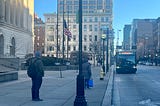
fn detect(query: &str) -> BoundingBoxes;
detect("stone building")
[44,0,113,65]
[0,0,34,58]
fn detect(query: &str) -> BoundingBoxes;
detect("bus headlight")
[116,66,120,69]
[133,66,137,68]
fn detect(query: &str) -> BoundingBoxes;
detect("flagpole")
[62,0,65,63]
[67,5,69,60]
[56,0,59,58]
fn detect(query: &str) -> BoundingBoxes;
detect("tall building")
[44,0,113,65]
[153,17,160,62]
[123,25,131,50]
[34,14,45,55]
[0,0,34,58]
[131,19,155,60]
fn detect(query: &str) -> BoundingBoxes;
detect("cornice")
[0,21,32,35]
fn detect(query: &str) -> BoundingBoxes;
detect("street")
[112,65,160,106]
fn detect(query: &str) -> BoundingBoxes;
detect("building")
[131,19,156,61]
[34,14,45,55]
[0,0,34,58]
[123,25,131,50]
[44,0,113,65]
[153,17,160,64]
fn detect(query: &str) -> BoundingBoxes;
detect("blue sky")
[34,0,160,44]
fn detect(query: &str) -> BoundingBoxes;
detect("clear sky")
[34,0,160,44]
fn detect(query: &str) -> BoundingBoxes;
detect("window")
[89,17,92,22]
[95,35,97,41]
[84,45,87,51]
[94,25,98,31]
[84,25,87,31]
[89,25,92,31]
[101,17,105,22]
[73,35,76,41]
[89,35,92,41]
[84,35,87,41]
[73,25,76,29]
[73,46,76,51]
[84,17,87,22]
[95,17,98,22]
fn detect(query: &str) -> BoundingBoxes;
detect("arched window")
[0,34,4,56]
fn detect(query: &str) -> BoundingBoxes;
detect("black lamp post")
[106,28,109,73]
[101,34,106,74]
[74,0,87,106]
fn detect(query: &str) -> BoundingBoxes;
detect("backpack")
[27,58,37,78]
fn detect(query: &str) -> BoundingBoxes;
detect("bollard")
[100,67,104,80]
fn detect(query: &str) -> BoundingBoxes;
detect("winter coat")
[82,61,91,80]
[34,57,44,77]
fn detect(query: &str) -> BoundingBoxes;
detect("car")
[145,62,152,66]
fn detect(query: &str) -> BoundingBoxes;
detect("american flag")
[64,20,72,38]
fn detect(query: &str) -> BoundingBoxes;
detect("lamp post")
[74,0,87,106]
[102,34,106,74]
[106,28,109,73]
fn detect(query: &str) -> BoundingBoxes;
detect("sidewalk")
[0,66,114,106]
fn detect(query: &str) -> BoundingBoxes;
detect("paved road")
[112,65,160,106]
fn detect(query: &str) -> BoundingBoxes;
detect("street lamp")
[74,0,87,106]
[106,28,109,73]
[102,34,106,74]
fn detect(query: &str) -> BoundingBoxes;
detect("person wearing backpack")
[28,51,44,101]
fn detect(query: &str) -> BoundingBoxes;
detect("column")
[0,0,5,21]
[6,0,11,24]
[13,0,16,25]
[17,0,21,27]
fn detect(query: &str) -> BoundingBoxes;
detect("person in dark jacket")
[82,58,92,89]
[31,51,44,101]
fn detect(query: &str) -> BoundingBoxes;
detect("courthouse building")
[0,0,34,58]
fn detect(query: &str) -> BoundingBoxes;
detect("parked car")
[145,62,153,66]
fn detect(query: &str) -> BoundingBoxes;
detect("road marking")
[139,99,160,106]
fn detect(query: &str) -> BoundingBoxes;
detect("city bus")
[116,51,137,74]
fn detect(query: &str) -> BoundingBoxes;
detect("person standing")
[30,51,44,101]
[82,58,92,89]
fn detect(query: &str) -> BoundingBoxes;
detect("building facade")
[44,0,113,65]
[153,17,160,64]
[34,14,45,55]
[0,0,34,58]
[131,19,155,61]
[123,25,131,50]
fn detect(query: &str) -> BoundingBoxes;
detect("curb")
[102,65,115,106]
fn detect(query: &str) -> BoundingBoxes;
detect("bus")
[116,51,137,74]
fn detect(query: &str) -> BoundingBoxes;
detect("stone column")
[13,1,16,25]
[6,0,11,24]
[0,0,5,21]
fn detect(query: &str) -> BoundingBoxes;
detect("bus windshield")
[117,54,136,65]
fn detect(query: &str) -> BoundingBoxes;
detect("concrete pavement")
[0,66,114,106]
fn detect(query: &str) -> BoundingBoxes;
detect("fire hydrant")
[100,67,104,80]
